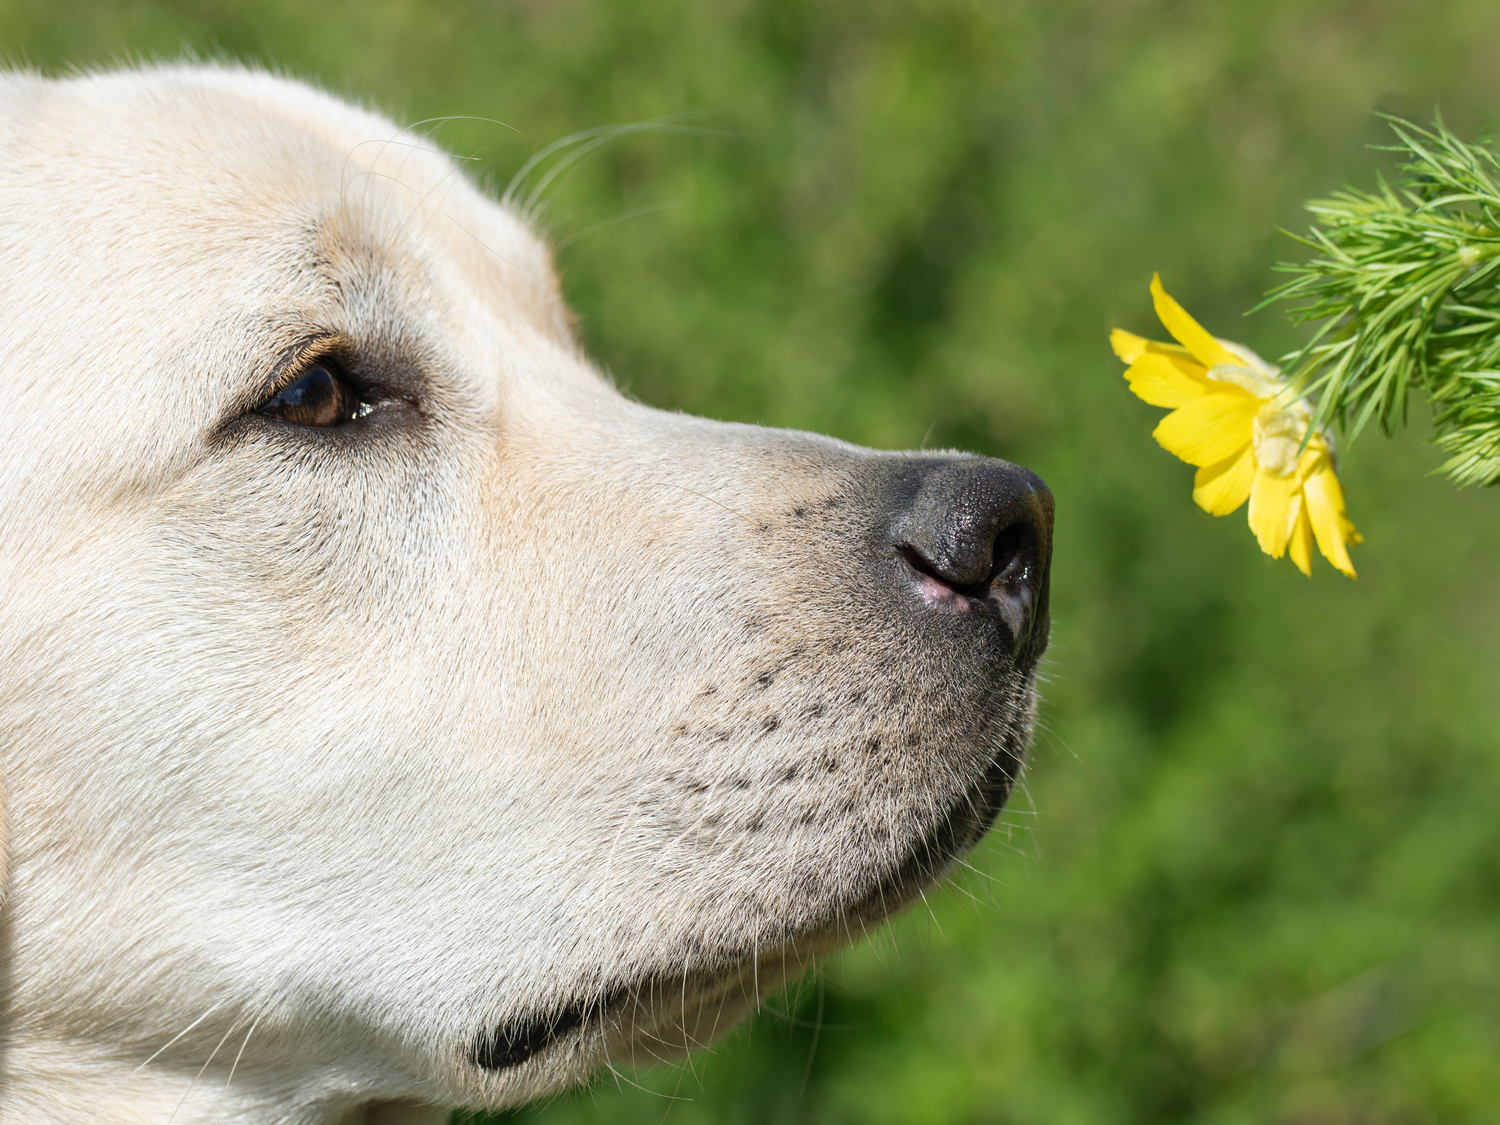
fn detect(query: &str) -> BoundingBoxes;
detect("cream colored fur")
[0,65,1041,1123]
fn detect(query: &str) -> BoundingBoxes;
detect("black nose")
[891,457,1053,654]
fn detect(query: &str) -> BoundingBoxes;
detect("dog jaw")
[0,65,1048,1122]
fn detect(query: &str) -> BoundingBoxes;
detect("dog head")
[0,65,1052,1121]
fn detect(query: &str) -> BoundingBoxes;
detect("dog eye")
[257,364,371,427]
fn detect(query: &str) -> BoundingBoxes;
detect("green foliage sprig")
[1265,115,1500,486]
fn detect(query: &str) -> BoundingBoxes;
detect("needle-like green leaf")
[1264,114,1500,485]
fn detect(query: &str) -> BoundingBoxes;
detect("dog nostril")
[989,523,1030,585]
[901,519,1034,594]
[891,457,1053,652]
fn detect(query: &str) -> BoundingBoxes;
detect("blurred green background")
[6,1,1499,1121]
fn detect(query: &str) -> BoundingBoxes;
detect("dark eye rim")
[252,350,409,430]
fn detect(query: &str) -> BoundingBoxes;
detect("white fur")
[0,65,1040,1123]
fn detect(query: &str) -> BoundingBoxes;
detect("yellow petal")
[1302,458,1358,579]
[1192,445,1255,515]
[1112,328,1197,365]
[1288,503,1314,576]
[1152,390,1261,467]
[1111,328,1149,363]
[1248,468,1301,558]
[1125,353,1214,408]
[1150,274,1242,370]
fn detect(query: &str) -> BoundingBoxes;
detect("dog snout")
[891,457,1054,652]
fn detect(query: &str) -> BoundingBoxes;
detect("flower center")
[1207,363,1281,398]
[1205,338,1285,398]
[1252,400,1311,478]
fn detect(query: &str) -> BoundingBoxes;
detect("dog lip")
[469,974,730,1073]
[470,995,606,1070]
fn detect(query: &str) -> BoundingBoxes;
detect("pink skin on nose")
[904,560,974,615]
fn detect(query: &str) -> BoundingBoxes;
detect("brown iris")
[258,365,354,427]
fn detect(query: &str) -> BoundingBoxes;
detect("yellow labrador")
[0,65,1053,1124]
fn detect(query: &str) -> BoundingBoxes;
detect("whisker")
[599,1058,679,1099]
[796,974,826,1103]
[663,1058,694,1125]
[659,482,767,531]
[527,123,730,226]
[62,1002,224,1125]
[165,1016,239,1125]
[502,113,727,209]
[951,855,1017,894]
[404,113,521,139]
[392,156,471,246]
[752,936,760,1014]
[338,107,518,197]
[346,168,521,273]
[521,130,639,221]
[916,886,946,943]
[222,1014,262,1096]
[556,201,681,251]
[339,136,482,210]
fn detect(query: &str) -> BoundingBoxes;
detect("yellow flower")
[1111,274,1362,578]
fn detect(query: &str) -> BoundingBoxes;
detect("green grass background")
[5,1,1499,1121]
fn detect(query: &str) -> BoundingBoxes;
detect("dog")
[0,64,1052,1123]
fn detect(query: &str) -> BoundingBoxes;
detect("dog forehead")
[14,67,545,244]
[1,65,574,425]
